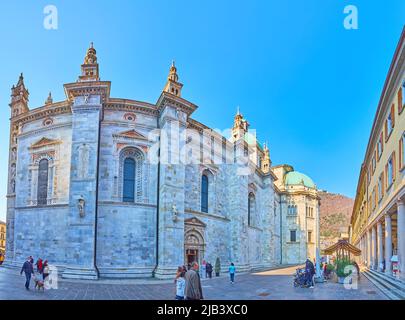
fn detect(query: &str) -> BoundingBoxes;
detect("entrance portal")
[184,217,206,266]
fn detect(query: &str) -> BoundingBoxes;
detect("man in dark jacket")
[20,257,34,290]
[184,262,204,300]
[206,262,213,279]
[305,259,315,288]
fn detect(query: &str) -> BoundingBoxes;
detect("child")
[175,268,186,300]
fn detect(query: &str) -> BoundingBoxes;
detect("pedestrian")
[184,262,204,300]
[206,262,213,279]
[43,260,50,282]
[305,258,315,288]
[20,256,34,290]
[0,253,4,265]
[36,258,43,274]
[175,266,186,300]
[229,262,236,284]
[201,260,207,279]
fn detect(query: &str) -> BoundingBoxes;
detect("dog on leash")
[34,274,45,291]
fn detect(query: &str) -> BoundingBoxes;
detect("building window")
[400,132,405,170]
[123,158,136,202]
[308,231,312,243]
[378,173,384,201]
[385,105,395,141]
[386,154,395,189]
[248,193,256,226]
[290,230,297,242]
[372,152,376,173]
[37,159,49,205]
[377,133,384,160]
[201,174,209,213]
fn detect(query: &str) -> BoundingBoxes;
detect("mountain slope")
[318,191,354,250]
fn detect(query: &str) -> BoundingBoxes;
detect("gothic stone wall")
[12,115,72,265]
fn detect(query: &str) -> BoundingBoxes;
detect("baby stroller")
[293,268,308,288]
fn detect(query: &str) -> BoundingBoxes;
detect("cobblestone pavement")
[0,265,387,300]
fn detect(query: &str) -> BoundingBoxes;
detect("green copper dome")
[285,171,316,189]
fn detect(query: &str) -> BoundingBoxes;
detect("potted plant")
[335,258,353,284]
[215,257,221,277]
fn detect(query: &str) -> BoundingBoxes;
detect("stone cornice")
[11,101,72,125]
[104,98,159,116]
[64,80,111,103]
[156,91,198,116]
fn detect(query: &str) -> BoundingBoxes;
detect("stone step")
[367,269,405,292]
[363,270,405,300]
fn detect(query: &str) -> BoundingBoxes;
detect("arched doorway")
[184,217,206,265]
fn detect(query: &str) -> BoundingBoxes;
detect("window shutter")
[393,152,396,181]
[385,163,388,189]
[385,121,388,141]
[400,137,403,169]
[399,88,403,114]
[391,104,396,128]
[382,171,385,197]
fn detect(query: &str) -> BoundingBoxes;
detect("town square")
[0,1,405,307]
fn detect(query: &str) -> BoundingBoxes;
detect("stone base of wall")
[98,266,155,278]
[153,265,179,279]
[62,266,99,280]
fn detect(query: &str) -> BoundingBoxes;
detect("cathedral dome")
[285,171,316,189]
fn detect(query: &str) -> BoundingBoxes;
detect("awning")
[323,239,361,256]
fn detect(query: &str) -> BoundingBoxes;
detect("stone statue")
[78,198,85,218]
[172,204,178,222]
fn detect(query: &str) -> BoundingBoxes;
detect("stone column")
[371,226,377,270]
[62,94,103,280]
[377,221,384,272]
[397,199,405,278]
[385,214,392,274]
[368,229,373,268]
[154,105,187,279]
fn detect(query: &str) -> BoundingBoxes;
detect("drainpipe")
[279,196,282,265]
[152,117,161,277]
[93,108,102,279]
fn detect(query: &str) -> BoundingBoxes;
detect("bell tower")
[231,108,249,142]
[163,61,183,97]
[261,142,271,174]
[10,73,29,118]
[78,42,99,82]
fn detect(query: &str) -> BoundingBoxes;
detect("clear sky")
[0,1,404,221]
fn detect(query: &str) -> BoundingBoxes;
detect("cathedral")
[5,44,320,279]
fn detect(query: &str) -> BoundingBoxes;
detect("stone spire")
[231,108,249,141]
[261,142,271,173]
[163,60,183,97]
[79,42,100,82]
[45,92,53,105]
[10,73,29,117]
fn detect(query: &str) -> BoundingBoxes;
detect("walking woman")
[229,262,236,284]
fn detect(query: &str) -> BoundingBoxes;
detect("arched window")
[248,193,256,226]
[123,158,136,202]
[37,159,49,205]
[201,174,209,213]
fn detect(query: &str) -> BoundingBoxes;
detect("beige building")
[0,221,5,255]
[273,165,320,263]
[350,28,405,279]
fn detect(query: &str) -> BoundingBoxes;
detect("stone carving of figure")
[172,204,178,222]
[10,164,16,179]
[10,179,15,193]
[78,144,90,179]
[11,148,17,162]
[78,198,85,218]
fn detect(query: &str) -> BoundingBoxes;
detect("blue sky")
[0,1,404,221]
